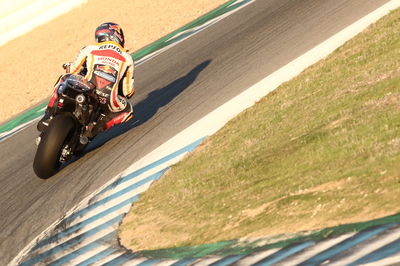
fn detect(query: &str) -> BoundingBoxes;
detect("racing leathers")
[38,41,135,137]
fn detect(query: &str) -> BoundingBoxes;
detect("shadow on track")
[60,60,211,169]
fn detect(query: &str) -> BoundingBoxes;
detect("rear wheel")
[33,114,75,179]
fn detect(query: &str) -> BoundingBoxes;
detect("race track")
[0,0,391,264]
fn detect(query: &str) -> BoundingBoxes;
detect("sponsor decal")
[119,97,127,106]
[96,90,110,97]
[109,24,120,32]
[98,97,107,104]
[48,91,58,108]
[96,29,111,35]
[114,32,123,43]
[96,65,117,75]
[106,112,130,129]
[95,75,112,89]
[96,57,121,67]
[91,49,126,63]
[99,44,123,54]
[94,70,116,83]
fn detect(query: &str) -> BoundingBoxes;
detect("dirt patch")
[0,0,227,123]
[120,212,191,251]
[365,92,400,109]
[222,179,352,232]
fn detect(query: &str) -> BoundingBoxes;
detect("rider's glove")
[62,62,73,73]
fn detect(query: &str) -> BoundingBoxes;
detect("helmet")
[95,22,125,47]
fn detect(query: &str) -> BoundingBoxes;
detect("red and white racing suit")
[47,41,135,134]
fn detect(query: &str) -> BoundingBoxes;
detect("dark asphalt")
[0,0,391,264]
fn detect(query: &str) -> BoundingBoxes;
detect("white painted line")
[192,256,223,266]
[68,182,151,230]
[0,105,46,143]
[235,248,281,265]
[91,153,186,204]
[0,0,87,47]
[94,251,127,265]
[68,245,110,265]
[0,116,41,141]
[33,211,123,255]
[361,254,400,266]
[121,257,148,265]
[135,0,255,66]
[0,0,32,18]
[153,259,180,266]
[276,232,356,265]
[330,227,400,265]
[67,181,153,228]
[38,226,116,264]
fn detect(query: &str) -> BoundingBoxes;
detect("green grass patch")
[119,9,400,252]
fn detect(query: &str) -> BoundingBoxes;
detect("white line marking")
[93,250,126,265]
[39,226,115,264]
[67,182,152,228]
[135,0,255,66]
[153,259,180,266]
[330,227,400,265]
[276,232,356,265]
[361,254,400,266]
[0,116,41,141]
[91,153,186,204]
[191,256,224,266]
[33,211,122,255]
[0,105,46,143]
[0,0,87,47]
[236,248,281,265]
[68,245,110,265]
[121,257,148,265]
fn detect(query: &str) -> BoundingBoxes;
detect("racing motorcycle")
[33,72,102,179]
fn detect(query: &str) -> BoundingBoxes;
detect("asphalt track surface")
[0,0,391,264]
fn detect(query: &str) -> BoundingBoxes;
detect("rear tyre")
[33,115,75,179]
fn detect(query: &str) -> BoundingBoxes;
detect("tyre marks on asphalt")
[13,138,205,265]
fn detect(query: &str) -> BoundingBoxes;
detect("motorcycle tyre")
[33,114,75,179]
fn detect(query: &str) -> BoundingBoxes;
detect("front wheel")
[33,114,75,179]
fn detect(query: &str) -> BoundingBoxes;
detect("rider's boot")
[36,110,52,146]
[37,92,58,132]
[37,111,53,132]
[82,116,107,140]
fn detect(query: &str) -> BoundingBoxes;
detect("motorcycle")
[33,72,101,179]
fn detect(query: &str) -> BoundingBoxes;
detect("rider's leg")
[86,100,133,138]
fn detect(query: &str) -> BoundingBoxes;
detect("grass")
[119,8,400,251]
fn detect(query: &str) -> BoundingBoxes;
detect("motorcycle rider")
[37,22,135,139]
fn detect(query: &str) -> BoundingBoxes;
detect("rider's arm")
[122,60,135,99]
[70,46,90,75]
